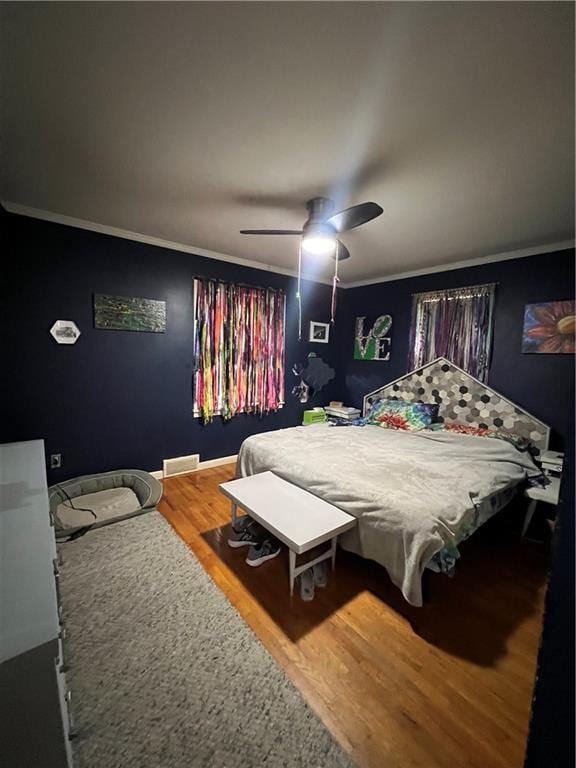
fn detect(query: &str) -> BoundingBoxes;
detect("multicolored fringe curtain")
[408,283,496,382]
[193,279,286,422]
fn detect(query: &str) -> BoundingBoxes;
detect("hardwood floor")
[159,465,548,768]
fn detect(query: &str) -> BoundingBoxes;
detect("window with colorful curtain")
[408,283,496,382]
[193,278,286,422]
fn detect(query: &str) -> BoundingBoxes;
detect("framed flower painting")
[521,300,575,354]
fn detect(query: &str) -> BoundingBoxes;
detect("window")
[408,283,496,382]
[193,278,286,421]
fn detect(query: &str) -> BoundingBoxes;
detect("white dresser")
[0,440,73,768]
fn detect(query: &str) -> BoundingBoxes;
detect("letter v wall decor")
[354,315,393,360]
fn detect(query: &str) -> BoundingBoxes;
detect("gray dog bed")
[49,470,163,539]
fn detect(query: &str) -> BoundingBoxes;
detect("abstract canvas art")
[94,294,166,332]
[354,315,392,360]
[521,300,575,354]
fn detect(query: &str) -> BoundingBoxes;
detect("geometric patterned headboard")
[363,357,550,453]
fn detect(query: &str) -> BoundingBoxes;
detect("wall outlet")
[50,453,62,469]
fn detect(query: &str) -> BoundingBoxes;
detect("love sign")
[354,315,392,360]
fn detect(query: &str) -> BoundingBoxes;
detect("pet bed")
[49,469,162,539]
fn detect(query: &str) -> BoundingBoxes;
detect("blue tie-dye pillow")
[366,399,437,431]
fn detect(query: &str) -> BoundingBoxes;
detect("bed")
[237,358,549,606]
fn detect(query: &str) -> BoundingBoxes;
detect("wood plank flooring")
[159,465,548,768]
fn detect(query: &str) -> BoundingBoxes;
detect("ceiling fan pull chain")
[296,240,303,341]
[330,242,340,325]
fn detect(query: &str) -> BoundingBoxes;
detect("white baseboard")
[150,454,237,480]
[198,454,238,471]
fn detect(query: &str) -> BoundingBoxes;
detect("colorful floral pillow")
[429,421,535,453]
[367,399,436,432]
[439,422,493,438]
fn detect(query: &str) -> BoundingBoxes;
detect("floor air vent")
[163,454,200,478]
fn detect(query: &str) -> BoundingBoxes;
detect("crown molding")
[341,240,575,289]
[1,201,334,286]
[3,201,573,291]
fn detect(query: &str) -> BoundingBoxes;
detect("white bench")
[219,471,357,596]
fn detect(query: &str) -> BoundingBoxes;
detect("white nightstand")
[522,450,564,538]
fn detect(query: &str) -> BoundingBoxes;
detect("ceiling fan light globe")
[302,235,336,255]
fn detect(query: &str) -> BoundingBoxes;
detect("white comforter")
[237,424,541,606]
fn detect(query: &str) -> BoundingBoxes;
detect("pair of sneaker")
[299,562,328,602]
[228,516,281,567]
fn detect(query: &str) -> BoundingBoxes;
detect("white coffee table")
[219,471,356,596]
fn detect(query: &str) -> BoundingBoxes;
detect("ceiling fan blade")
[326,202,383,232]
[239,229,302,235]
[329,240,351,261]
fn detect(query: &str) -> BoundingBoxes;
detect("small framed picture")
[309,321,330,343]
[50,320,81,345]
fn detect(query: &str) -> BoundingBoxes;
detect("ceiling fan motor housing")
[304,197,336,234]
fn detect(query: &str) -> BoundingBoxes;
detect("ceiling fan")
[240,196,383,261]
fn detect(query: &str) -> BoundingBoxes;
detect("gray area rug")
[59,512,354,768]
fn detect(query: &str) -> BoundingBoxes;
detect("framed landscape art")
[94,294,166,333]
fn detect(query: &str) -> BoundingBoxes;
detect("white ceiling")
[1,2,574,284]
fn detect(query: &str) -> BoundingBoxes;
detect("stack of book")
[541,450,564,477]
[324,404,361,421]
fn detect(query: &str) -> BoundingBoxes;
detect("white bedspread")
[237,424,541,606]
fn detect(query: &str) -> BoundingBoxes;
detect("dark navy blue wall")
[2,207,573,478]
[338,249,575,449]
[1,211,342,479]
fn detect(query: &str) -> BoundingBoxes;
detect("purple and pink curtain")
[408,283,496,381]
[193,279,286,422]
